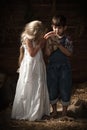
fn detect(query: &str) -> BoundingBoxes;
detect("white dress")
[11,42,50,121]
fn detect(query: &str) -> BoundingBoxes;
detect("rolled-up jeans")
[47,63,72,106]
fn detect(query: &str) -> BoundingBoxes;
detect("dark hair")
[52,15,67,27]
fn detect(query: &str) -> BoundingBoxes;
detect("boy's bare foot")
[50,111,58,117]
[62,106,68,116]
[62,111,67,117]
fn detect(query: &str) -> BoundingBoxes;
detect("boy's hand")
[44,31,56,39]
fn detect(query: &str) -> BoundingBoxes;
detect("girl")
[11,20,50,121]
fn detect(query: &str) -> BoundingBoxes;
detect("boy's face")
[52,25,66,36]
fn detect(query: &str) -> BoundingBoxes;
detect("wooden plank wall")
[0,0,87,83]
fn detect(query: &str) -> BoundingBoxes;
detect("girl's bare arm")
[26,39,40,57]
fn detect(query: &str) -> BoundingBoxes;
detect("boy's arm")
[58,44,72,56]
[44,31,55,39]
[58,37,73,57]
[45,43,52,56]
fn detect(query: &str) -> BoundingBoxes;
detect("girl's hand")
[25,38,40,57]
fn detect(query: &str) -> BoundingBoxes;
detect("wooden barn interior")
[0,0,87,113]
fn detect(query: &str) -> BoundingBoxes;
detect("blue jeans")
[47,63,72,106]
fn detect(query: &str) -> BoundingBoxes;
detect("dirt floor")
[0,82,87,130]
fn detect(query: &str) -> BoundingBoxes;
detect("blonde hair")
[18,20,46,66]
[21,20,45,44]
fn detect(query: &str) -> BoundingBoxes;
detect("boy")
[44,15,73,117]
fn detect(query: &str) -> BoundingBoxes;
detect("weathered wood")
[0,0,87,82]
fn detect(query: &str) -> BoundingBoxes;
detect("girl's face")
[52,25,66,36]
